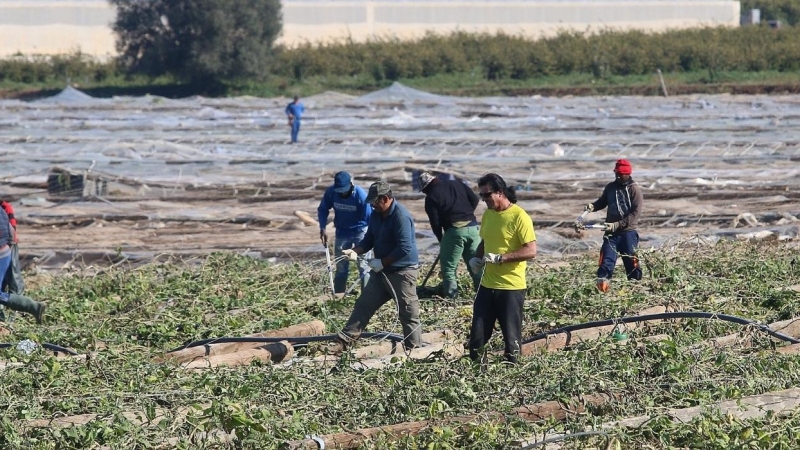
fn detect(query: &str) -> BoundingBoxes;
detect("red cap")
[614,159,632,175]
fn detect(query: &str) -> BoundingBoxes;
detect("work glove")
[342,249,359,261]
[320,230,328,246]
[368,258,384,273]
[603,222,619,232]
[484,253,503,264]
[468,257,485,274]
[584,203,594,212]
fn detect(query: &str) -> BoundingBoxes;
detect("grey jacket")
[591,178,643,234]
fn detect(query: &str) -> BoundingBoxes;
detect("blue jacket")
[0,208,11,258]
[285,102,305,121]
[358,200,418,272]
[318,185,371,237]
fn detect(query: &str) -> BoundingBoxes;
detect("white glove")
[342,249,359,261]
[468,257,485,274]
[584,203,594,212]
[484,253,503,264]
[368,258,384,273]
[604,222,619,232]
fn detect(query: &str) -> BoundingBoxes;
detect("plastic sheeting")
[2,84,800,262]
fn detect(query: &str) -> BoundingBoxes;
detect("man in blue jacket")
[285,95,305,143]
[333,181,423,351]
[318,171,372,294]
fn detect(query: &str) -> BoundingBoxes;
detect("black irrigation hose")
[0,342,79,355]
[522,311,800,346]
[168,331,405,354]
[521,431,611,449]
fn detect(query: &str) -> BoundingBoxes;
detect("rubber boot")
[439,280,459,299]
[5,294,46,324]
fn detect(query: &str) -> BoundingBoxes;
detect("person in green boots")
[0,206,44,324]
[419,171,482,298]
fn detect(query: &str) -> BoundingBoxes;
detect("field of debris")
[1,85,800,449]
[2,83,800,270]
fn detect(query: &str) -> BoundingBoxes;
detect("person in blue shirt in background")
[285,95,305,143]
[318,171,372,294]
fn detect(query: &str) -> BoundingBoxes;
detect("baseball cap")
[366,181,391,203]
[418,172,436,191]
[333,171,352,193]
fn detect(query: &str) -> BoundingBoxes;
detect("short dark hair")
[293,95,299,101]
[478,173,517,204]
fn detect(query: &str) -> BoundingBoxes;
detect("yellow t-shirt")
[479,204,536,290]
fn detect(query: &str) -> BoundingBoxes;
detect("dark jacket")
[591,178,643,234]
[1,200,17,243]
[358,200,419,272]
[422,179,479,241]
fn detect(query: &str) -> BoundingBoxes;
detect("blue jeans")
[291,120,301,143]
[0,253,11,303]
[334,232,370,293]
[597,230,642,282]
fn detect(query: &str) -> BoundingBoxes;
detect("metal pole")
[420,253,441,288]
[324,245,336,300]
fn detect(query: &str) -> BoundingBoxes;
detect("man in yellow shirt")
[468,173,537,363]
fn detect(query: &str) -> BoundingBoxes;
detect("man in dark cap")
[335,181,423,351]
[578,159,644,293]
[419,171,481,298]
[318,171,372,294]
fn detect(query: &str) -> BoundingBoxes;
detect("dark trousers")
[597,230,642,281]
[339,267,422,348]
[468,286,525,363]
[3,244,24,295]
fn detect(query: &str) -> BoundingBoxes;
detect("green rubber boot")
[5,294,46,324]
[438,280,459,299]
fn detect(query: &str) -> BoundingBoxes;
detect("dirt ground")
[3,86,799,271]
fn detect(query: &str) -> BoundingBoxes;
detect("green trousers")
[438,225,481,298]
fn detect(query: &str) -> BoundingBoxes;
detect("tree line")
[1,0,798,89]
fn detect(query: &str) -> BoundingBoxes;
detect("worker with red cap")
[578,159,643,293]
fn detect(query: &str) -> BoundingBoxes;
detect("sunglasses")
[479,191,494,199]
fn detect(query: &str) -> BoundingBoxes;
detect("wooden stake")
[280,392,616,450]
[183,341,294,369]
[657,69,669,97]
[157,320,324,364]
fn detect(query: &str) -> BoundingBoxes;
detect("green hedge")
[0,52,116,84]
[3,26,800,85]
[272,27,800,81]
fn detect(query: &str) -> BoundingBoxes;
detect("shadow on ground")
[1,83,222,101]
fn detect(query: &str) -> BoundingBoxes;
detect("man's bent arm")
[501,240,537,263]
